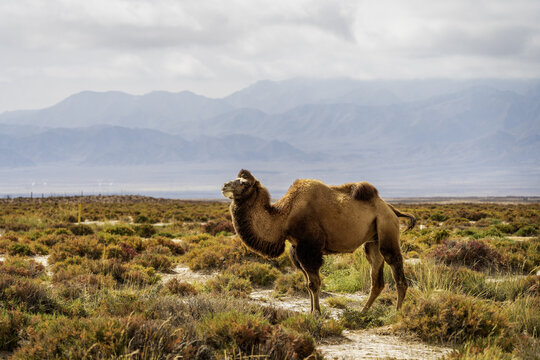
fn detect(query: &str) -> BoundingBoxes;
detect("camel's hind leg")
[377,218,408,310]
[361,240,385,312]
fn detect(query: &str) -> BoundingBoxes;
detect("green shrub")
[134,224,156,238]
[0,308,27,351]
[489,238,539,274]
[165,278,199,296]
[206,274,253,298]
[505,296,539,337]
[514,225,538,237]
[133,251,173,272]
[274,272,307,295]
[226,262,281,286]
[68,224,94,235]
[444,218,471,229]
[8,242,35,256]
[121,264,160,286]
[339,308,384,330]
[182,235,247,270]
[395,292,507,344]
[430,212,449,222]
[0,275,59,313]
[198,311,318,359]
[104,224,135,236]
[12,315,183,360]
[147,237,185,255]
[281,313,343,338]
[0,256,45,278]
[325,296,348,309]
[49,236,103,263]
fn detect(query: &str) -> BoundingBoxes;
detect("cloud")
[0,0,539,112]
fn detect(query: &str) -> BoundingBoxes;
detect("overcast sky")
[1,0,539,112]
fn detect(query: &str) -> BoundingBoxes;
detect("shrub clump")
[205,274,253,298]
[0,275,59,313]
[281,313,343,339]
[198,311,319,359]
[203,219,235,236]
[133,251,173,272]
[429,239,505,272]
[0,256,45,278]
[182,236,248,270]
[103,224,135,236]
[339,308,384,330]
[226,262,281,286]
[165,278,199,296]
[11,316,184,360]
[274,272,307,295]
[395,292,507,344]
[0,308,28,351]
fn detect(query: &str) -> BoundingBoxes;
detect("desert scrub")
[490,237,539,274]
[339,308,384,330]
[203,219,235,236]
[49,235,104,263]
[0,308,28,351]
[103,224,135,236]
[407,262,489,296]
[0,275,59,313]
[505,296,539,337]
[11,315,184,360]
[165,278,199,296]
[198,310,319,359]
[395,292,507,344]
[274,271,307,295]
[225,262,281,286]
[321,251,393,293]
[0,256,45,278]
[7,241,35,256]
[182,235,249,270]
[51,257,159,286]
[132,250,173,272]
[281,313,343,339]
[146,236,185,255]
[134,224,156,238]
[514,225,538,236]
[205,273,253,297]
[429,239,505,272]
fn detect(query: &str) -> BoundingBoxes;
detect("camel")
[222,169,416,314]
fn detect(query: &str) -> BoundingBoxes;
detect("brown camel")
[222,169,416,314]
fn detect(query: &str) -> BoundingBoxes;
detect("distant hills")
[0,78,539,173]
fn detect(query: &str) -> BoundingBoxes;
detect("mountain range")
[0,77,539,196]
[1,78,538,168]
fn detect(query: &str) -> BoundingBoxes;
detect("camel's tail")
[388,204,416,231]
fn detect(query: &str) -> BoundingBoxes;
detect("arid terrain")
[0,196,538,359]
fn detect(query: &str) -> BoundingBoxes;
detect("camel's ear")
[237,169,256,184]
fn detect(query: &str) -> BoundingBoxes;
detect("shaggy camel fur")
[222,170,416,314]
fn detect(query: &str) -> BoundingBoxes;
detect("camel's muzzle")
[221,181,235,199]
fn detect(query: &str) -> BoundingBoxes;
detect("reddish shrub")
[430,239,505,271]
[203,220,235,236]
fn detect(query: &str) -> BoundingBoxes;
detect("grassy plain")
[0,196,538,359]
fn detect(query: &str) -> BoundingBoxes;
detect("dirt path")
[318,328,452,360]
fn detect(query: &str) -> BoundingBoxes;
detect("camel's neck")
[231,183,286,258]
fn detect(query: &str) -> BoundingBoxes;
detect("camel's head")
[222,169,257,200]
